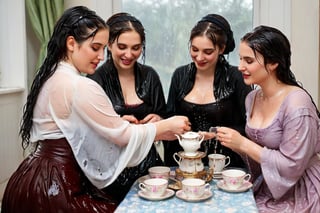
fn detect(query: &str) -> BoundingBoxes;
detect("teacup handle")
[173,152,181,165]
[243,174,251,182]
[224,156,231,168]
[139,183,146,191]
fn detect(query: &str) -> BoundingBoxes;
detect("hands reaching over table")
[154,116,191,141]
[215,127,245,152]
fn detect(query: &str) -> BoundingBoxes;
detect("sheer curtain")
[26,0,64,74]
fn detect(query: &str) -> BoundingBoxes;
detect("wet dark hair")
[106,12,146,63]
[241,25,319,117]
[189,13,236,94]
[20,6,108,148]
[190,14,235,55]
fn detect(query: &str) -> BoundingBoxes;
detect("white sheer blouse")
[30,61,156,189]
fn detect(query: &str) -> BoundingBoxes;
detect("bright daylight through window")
[122,0,253,98]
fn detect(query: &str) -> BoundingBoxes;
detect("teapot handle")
[175,134,181,142]
[198,134,204,143]
[173,152,181,165]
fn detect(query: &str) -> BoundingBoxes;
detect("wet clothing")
[164,61,252,167]
[2,62,156,212]
[245,89,320,213]
[2,139,117,213]
[88,61,166,202]
[88,60,166,119]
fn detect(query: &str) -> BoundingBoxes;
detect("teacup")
[181,178,211,198]
[208,153,230,173]
[221,169,251,190]
[148,166,170,180]
[139,178,168,197]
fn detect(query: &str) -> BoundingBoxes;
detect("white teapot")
[173,152,204,173]
[175,131,204,156]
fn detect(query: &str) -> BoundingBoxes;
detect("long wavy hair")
[20,6,107,149]
[241,25,320,118]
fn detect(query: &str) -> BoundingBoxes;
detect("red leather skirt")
[2,138,117,213]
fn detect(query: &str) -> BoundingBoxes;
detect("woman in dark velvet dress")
[87,13,166,203]
[164,14,252,167]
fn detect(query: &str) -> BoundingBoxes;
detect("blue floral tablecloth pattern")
[115,179,258,213]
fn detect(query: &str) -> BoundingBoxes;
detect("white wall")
[254,0,319,106]
[0,0,27,89]
[0,0,26,201]
[291,0,319,106]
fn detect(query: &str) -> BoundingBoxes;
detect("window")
[121,0,253,97]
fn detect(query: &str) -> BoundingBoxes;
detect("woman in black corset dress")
[164,14,252,167]
[87,13,166,203]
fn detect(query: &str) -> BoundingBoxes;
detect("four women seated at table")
[3,6,320,213]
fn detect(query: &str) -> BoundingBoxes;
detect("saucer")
[175,190,212,202]
[138,189,175,201]
[184,152,198,157]
[212,171,223,179]
[217,180,253,193]
[178,151,205,159]
[137,170,176,184]
[213,173,223,179]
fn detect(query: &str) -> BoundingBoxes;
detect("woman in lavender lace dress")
[215,25,320,212]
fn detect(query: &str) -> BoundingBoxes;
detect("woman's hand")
[154,116,191,141]
[122,115,139,124]
[215,126,245,152]
[139,113,162,124]
[198,131,216,141]
[216,126,263,163]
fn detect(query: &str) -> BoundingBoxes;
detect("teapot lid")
[180,131,200,139]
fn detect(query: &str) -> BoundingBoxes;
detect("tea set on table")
[137,131,253,201]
